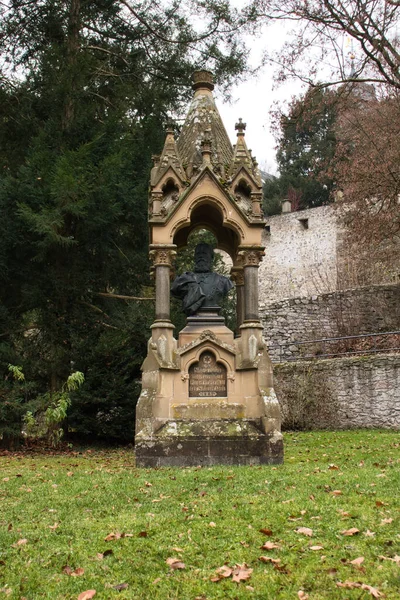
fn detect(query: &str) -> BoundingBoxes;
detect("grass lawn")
[0,430,399,599]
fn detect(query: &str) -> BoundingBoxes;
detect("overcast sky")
[214,20,305,176]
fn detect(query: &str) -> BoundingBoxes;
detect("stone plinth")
[135,309,283,467]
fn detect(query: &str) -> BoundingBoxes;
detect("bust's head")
[194,243,213,273]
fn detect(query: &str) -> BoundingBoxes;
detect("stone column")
[240,248,264,322]
[238,247,265,367]
[149,245,177,366]
[230,268,245,335]
[149,245,176,323]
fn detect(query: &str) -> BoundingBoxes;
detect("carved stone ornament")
[240,248,265,267]
[230,270,244,286]
[199,330,217,341]
[149,246,177,267]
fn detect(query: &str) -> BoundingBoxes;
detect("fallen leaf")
[216,565,233,578]
[380,518,393,525]
[309,545,324,551]
[341,528,360,536]
[298,592,309,599]
[273,563,290,574]
[171,547,184,553]
[138,531,148,537]
[166,557,185,570]
[328,464,339,470]
[71,568,85,577]
[67,472,73,477]
[336,581,361,590]
[350,557,364,566]
[152,578,161,585]
[240,541,249,547]
[378,554,400,564]
[361,584,383,598]
[296,527,313,537]
[209,522,216,527]
[375,500,387,507]
[104,532,120,541]
[259,556,281,564]
[259,528,273,536]
[145,481,152,487]
[331,490,342,496]
[49,523,59,530]
[261,541,281,550]
[113,583,128,591]
[246,585,255,591]
[231,563,253,583]
[77,591,96,600]
[364,529,376,537]
[16,539,27,546]
[62,565,73,575]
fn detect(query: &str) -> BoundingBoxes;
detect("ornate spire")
[151,123,186,187]
[230,117,254,174]
[176,71,233,178]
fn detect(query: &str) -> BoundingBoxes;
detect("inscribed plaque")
[189,351,227,397]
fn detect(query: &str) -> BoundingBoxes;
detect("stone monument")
[135,70,283,466]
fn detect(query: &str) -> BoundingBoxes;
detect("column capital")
[238,246,265,267]
[149,244,177,267]
[230,268,244,286]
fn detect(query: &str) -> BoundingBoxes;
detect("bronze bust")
[171,243,233,316]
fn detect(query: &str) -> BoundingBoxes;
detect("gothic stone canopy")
[148,70,265,260]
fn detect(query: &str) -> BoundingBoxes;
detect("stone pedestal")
[135,309,283,467]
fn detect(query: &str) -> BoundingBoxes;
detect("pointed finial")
[235,118,246,135]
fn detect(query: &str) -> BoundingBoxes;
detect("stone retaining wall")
[274,354,400,430]
[261,284,400,362]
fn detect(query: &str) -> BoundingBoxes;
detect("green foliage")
[0,0,247,445]
[266,87,337,211]
[23,371,85,447]
[8,365,25,382]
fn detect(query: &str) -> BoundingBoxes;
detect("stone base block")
[135,420,283,467]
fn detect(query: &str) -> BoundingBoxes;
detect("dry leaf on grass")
[309,545,324,551]
[113,583,128,591]
[104,531,133,541]
[15,539,28,546]
[331,490,342,496]
[259,528,273,536]
[296,527,313,537]
[63,566,84,576]
[215,565,233,579]
[231,563,253,583]
[336,581,383,598]
[261,541,281,550]
[341,528,360,536]
[77,591,96,600]
[166,557,185,570]
[380,518,393,525]
[379,554,400,564]
[298,592,309,599]
[212,563,252,584]
[350,557,364,566]
[259,556,281,564]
